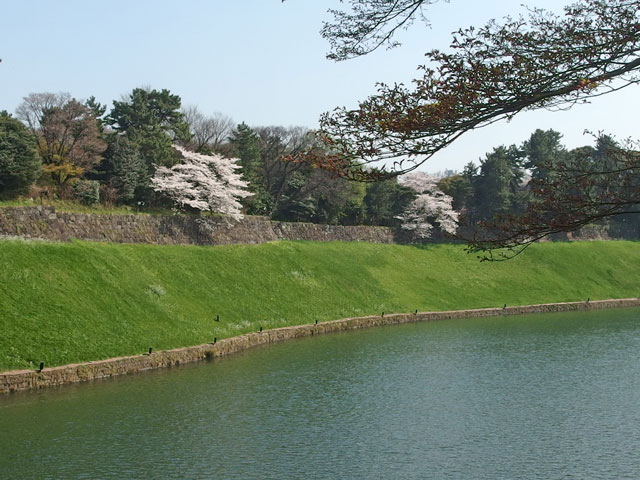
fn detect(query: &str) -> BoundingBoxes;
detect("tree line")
[2,0,638,258]
[0,88,426,228]
[438,129,640,255]
[2,86,637,246]
[303,0,640,256]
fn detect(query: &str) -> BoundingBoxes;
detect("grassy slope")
[1,239,639,370]
[0,198,221,216]
[0,199,142,215]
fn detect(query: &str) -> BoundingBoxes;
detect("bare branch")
[320,0,445,61]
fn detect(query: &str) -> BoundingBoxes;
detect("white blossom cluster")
[151,146,252,220]
[397,171,459,238]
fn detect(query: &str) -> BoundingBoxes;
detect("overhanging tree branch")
[321,0,445,60]
[307,0,640,181]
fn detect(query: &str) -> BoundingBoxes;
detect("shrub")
[72,179,100,206]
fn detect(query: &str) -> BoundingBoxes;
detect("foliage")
[229,124,364,224]
[9,87,447,226]
[228,123,269,214]
[337,181,367,225]
[467,135,640,259]
[471,146,527,222]
[84,96,108,130]
[100,135,149,204]
[310,0,640,180]
[72,179,100,206]
[362,178,415,226]
[15,93,106,189]
[255,126,358,223]
[38,99,107,186]
[256,126,313,218]
[2,238,640,370]
[437,164,475,212]
[522,129,567,183]
[0,197,175,215]
[106,88,190,168]
[396,171,458,238]
[151,146,251,219]
[0,111,41,199]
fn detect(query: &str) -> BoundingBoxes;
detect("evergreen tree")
[104,88,191,204]
[228,123,272,215]
[102,136,149,204]
[522,129,567,182]
[363,179,415,226]
[229,123,261,175]
[106,88,190,169]
[437,162,476,212]
[0,111,41,199]
[473,146,525,221]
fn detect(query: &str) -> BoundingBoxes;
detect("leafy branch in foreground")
[309,0,640,180]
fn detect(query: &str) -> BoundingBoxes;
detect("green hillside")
[1,239,639,371]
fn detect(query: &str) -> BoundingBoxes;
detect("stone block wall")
[0,206,396,246]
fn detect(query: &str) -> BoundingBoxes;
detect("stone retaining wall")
[2,298,638,394]
[0,206,396,246]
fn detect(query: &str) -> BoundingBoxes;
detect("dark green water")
[2,308,640,479]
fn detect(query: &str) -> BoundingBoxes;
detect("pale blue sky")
[2,0,638,172]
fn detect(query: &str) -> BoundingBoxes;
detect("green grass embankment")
[0,198,144,215]
[1,239,639,371]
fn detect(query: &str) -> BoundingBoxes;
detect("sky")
[1,0,638,173]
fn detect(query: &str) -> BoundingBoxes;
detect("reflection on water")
[1,308,640,479]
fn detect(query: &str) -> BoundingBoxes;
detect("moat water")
[2,308,640,479]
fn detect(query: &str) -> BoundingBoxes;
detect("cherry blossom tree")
[151,146,251,220]
[397,171,458,238]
